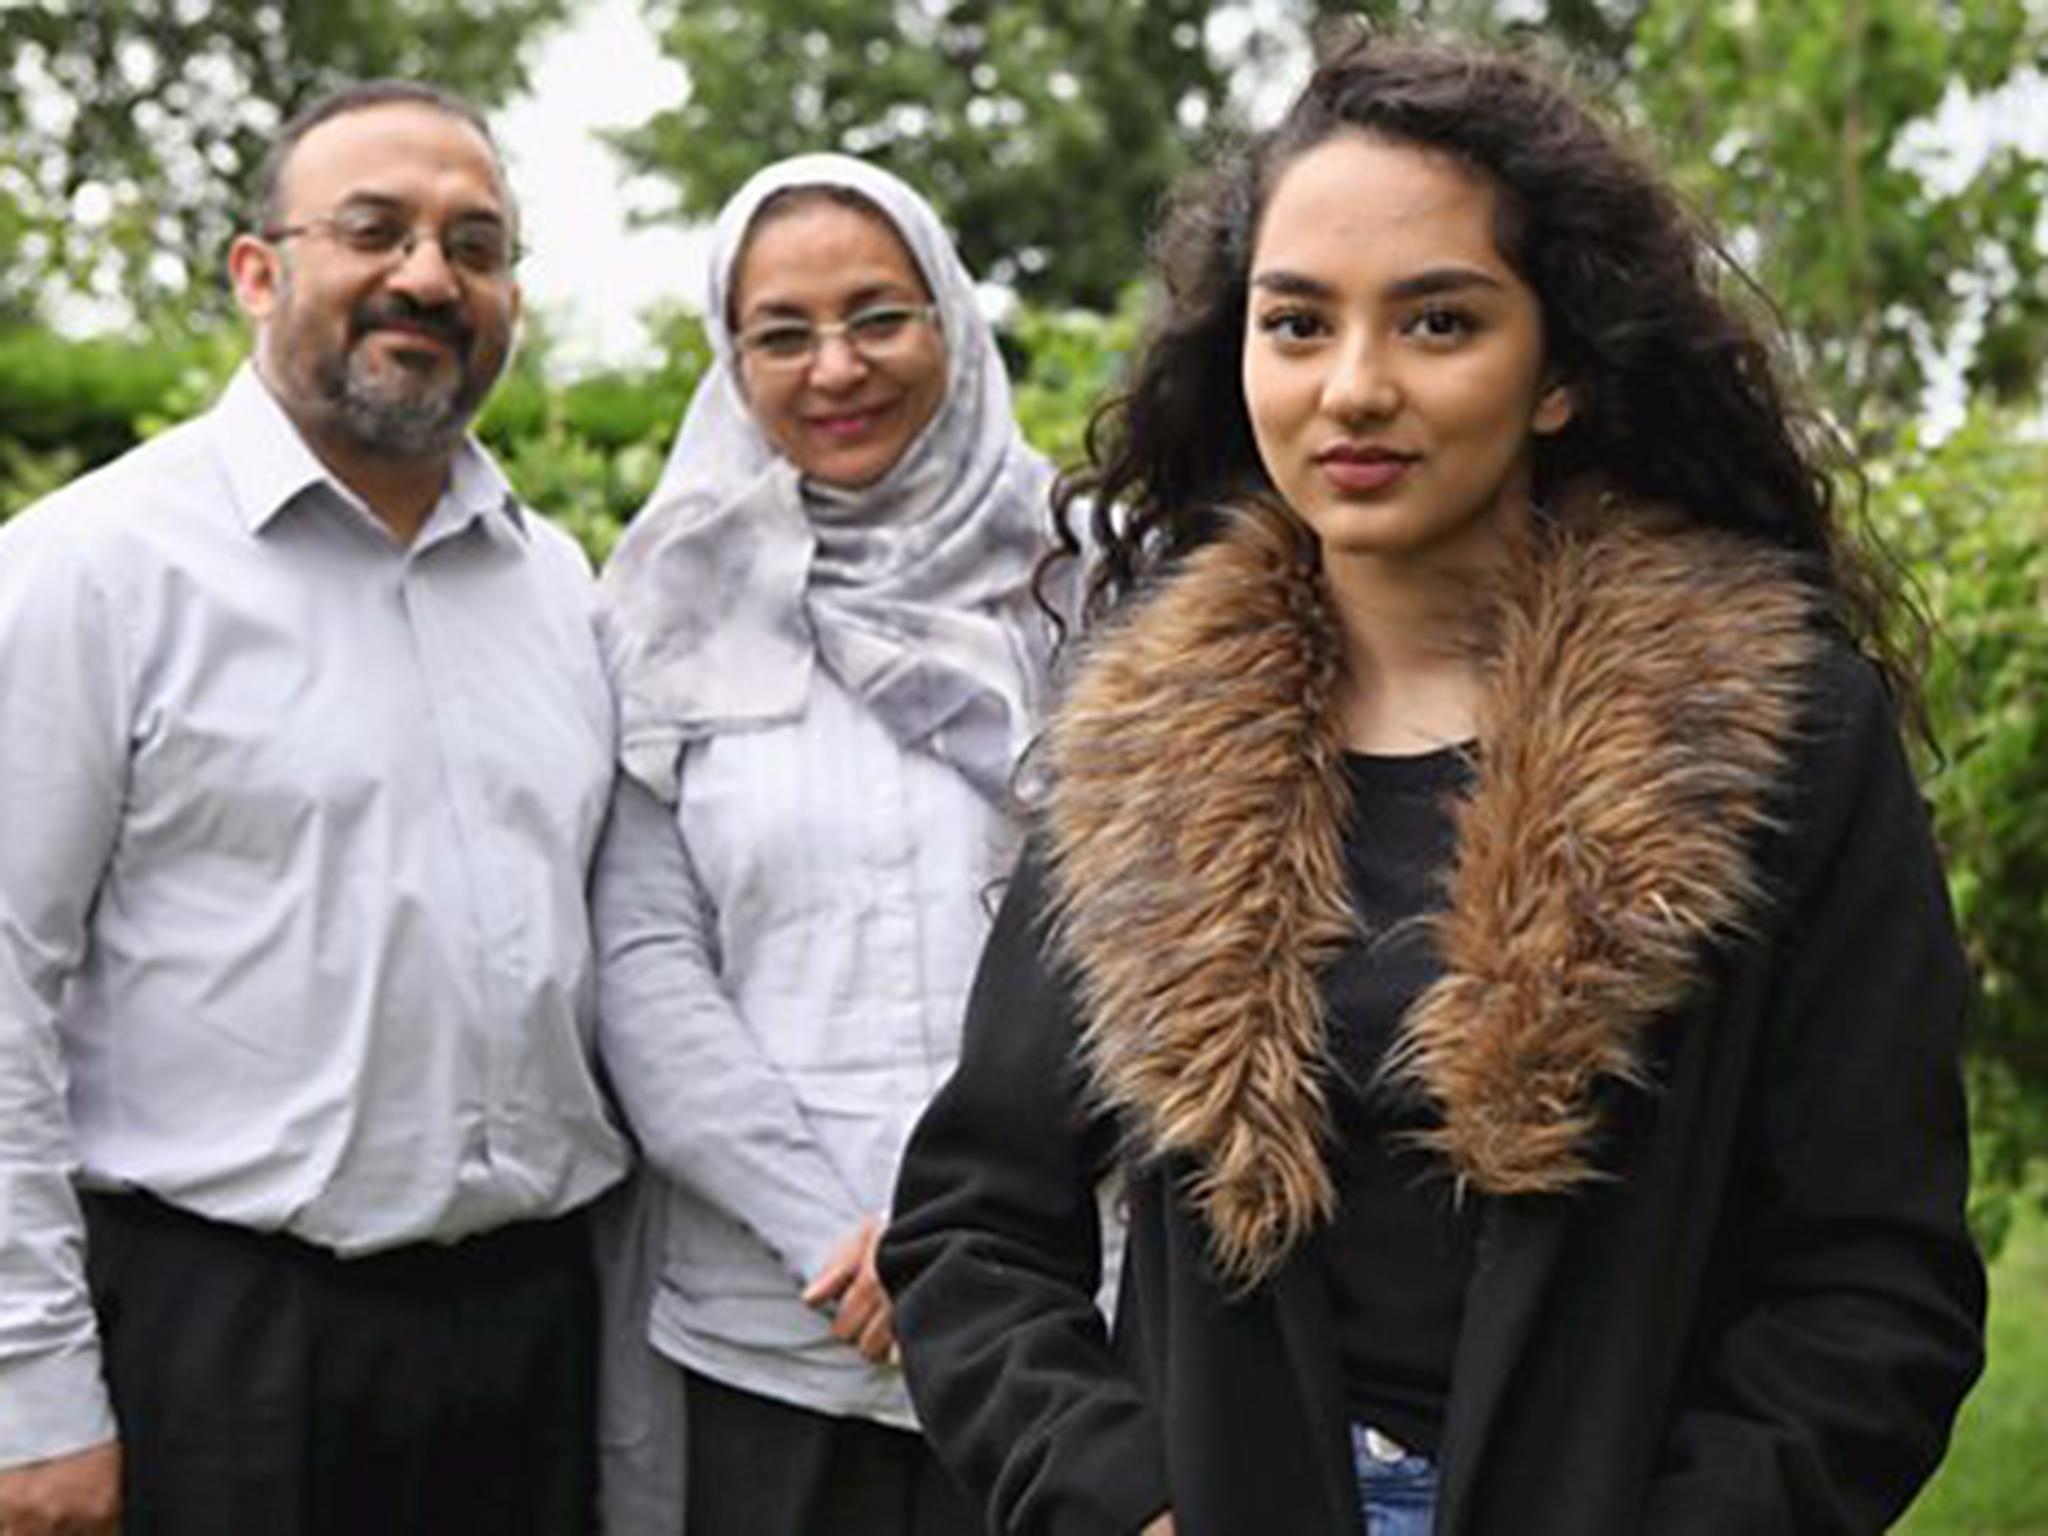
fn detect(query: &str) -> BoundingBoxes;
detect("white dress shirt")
[594,666,1024,1429]
[0,366,630,1468]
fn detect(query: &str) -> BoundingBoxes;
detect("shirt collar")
[442,430,528,545]
[212,362,528,544]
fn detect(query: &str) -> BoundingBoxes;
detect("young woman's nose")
[1319,330,1401,422]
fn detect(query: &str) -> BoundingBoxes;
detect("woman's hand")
[801,1214,897,1364]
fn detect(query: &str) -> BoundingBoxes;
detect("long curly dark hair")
[1051,30,1924,720]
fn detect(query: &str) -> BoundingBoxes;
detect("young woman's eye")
[1404,306,1476,342]
[1257,309,1328,343]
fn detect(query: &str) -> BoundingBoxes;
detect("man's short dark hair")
[249,80,504,232]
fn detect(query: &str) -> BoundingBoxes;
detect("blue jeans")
[1350,1424,1439,1536]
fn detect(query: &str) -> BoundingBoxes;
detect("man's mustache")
[349,295,473,356]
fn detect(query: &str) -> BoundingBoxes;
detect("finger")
[800,1265,849,1308]
[857,1221,887,1274]
[800,1244,860,1308]
[829,1283,880,1342]
[839,1279,893,1349]
[837,1264,887,1328]
[856,1305,897,1364]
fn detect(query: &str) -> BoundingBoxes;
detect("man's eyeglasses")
[263,205,520,278]
[735,304,939,370]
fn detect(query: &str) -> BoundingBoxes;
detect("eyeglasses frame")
[734,303,942,371]
[260,210,523,279]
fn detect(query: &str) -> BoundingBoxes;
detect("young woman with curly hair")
[879,32,1983,1536]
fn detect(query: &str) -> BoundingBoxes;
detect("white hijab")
[600,154,1057,805]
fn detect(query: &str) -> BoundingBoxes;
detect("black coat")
[880,506,1984,1536]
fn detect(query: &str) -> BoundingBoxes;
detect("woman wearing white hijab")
[591,155,1055,1535]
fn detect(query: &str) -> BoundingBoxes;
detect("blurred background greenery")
[2,2,2043,1524]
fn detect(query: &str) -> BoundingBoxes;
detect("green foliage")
[472,318,706,566]
[0,325,218,463]
[0,440,84,522]
[492,425,662,568]
[1894,1191,2048,1532]
[0,184,36,328]
[615,0,1233,308]
[1301,0,1648,59]
[0,0,573,319]
[615,0,1651,314]
[1628,0,2048,435]
[1004,289,1143,469]
[135,325,259,438]
[622,0,2044,440]
[1870,412,2048,1244]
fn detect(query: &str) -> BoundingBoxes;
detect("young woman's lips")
[1317,450,1416,494]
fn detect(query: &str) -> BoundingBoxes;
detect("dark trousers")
[683,1368,978,1536]
[82,1190,597,1536]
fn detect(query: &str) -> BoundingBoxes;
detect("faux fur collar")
[1043,497,1820,1289]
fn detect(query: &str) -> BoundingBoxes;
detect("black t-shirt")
[1315,744,1480,1455]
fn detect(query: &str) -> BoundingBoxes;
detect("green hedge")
[0,328,214,473]
[1868,417,2048,1254]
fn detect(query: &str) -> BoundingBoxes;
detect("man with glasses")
[0,81,627,1535]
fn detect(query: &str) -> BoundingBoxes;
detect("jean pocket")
[1351,1423,1439,1535]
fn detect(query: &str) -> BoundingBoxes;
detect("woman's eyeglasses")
[736,304,939,370]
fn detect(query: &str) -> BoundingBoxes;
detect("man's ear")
[1532,377,1575,437]
[227,234,283,323]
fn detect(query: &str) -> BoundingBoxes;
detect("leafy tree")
[1627,0,2048,436]
[1301,0,1647,60]
[619,0,1661,310]
[0,0,573,319]
[616,0,1233,310]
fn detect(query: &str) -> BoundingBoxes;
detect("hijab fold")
[600,154,1055,804]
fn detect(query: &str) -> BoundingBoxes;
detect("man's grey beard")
[313,347,492,460]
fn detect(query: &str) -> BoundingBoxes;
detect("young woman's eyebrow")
[1384,267,1507,301]
[1250,270,1335,300]
[1251,266,1508,302]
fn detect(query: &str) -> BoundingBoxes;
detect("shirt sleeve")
[0,515,128,1467]
[590,773,867,1285]
[881,844,1173,1536]
[1644,651,1986,1533]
